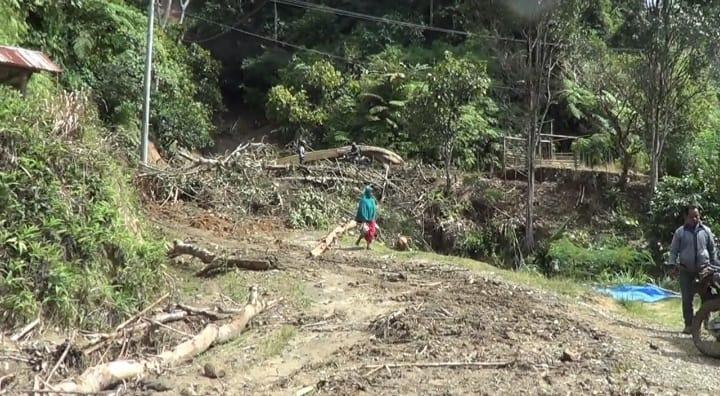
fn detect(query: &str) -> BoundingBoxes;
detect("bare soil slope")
[154,213,720,396]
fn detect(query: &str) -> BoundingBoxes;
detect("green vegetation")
[259,325,297,358]
[288,190,339,230]
[17,0,223,152]
[0,82,165,328]
[546,237,653,282]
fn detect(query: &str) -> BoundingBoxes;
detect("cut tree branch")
[167,240,278,276]
[362,359,516,370]
[310,220,357,257]
[10,318,40,342]
[52,287,276,394]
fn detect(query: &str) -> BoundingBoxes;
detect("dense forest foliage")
[2,0,720,327]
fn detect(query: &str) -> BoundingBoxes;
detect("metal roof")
[0,46,62,74]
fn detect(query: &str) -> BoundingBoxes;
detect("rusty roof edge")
[0,45,63,74]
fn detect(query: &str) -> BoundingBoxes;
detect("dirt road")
[157,216,720,396]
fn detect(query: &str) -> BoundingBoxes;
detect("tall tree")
[574,49,645,188]
[635,0,719,192]
[408,52,490,193]
[501,0,578,249]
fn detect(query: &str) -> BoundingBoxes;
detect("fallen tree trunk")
[310,220,357,257]
[53,287,274,394]
[276,145,404,166]
[167,240,278,275]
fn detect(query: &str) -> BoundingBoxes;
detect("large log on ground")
[310,220,357,257]
[167,240,278,276]
[276,145,404,166]
[52,287,272,394]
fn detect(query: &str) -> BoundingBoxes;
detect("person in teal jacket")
[355,186,378,249]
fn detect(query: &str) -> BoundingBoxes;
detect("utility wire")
[184,12,522,91]
[185,13,352,62]
[271,0,645,52]
[187,0,643,52]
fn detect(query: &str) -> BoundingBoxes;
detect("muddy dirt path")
[155,216,720,396]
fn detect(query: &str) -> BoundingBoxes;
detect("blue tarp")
[596,284,680,303]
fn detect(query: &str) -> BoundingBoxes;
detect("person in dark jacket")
[669,204,718,334]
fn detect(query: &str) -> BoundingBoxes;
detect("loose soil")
[147,209,720,396]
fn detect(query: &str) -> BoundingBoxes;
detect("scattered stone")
[203,362,226,379]
[560,349,579,362]
[394,236,410,251]
[649,342,659,350]
[180,385,198,396]
[383,272,407,282]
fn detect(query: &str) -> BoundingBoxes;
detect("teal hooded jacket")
[356,186,377,223]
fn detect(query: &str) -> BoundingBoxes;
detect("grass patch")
[259,325,297,358]
[213,270,312,310]
[351,236,587,297]
[614,298,683,328]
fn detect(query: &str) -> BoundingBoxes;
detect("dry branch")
[167,240,278,275]
[195,257,277,277]
[115,293,170,332]
[362,359,515,370]
[10,318,40,341]
[82,311,189,355]
[52,287,274,394]
[310,220,357,257]
[175,304,229,321]
[167,240,216,264]
[46,335,75,384]
[278,176,363,186]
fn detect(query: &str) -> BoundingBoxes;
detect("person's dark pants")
[679,269,698,327]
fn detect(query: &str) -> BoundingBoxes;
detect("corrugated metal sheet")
[0,46,62,73]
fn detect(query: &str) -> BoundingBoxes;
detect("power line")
[186,0,643,52]
[184,12,524,92]
[272,0,644,52]
[273,0,478,38]
[185,13,353,63]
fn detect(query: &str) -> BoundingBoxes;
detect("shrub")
[0,83,164,329]
[547,237,654,281]
[288,190,336,230]
[458,228,497,259]
[649,175,720,250]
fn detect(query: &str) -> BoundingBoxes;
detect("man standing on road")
[669,204,718,334]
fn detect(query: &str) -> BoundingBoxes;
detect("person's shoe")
[682,326,692,334]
